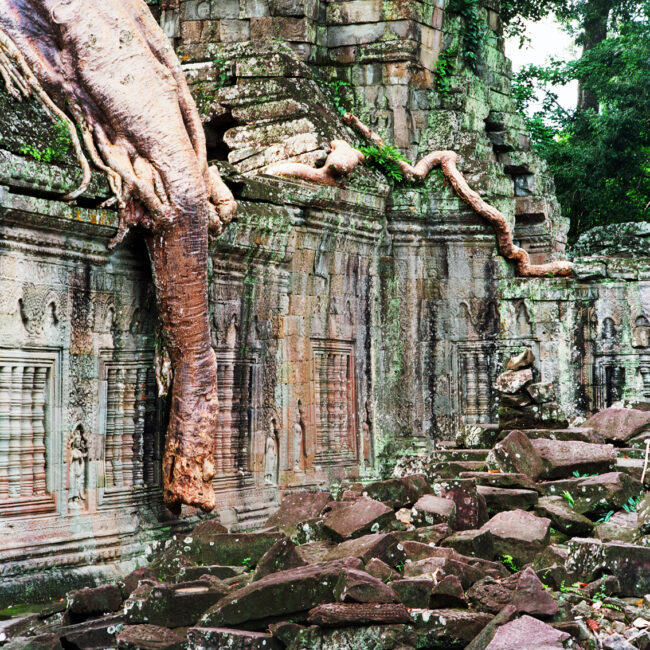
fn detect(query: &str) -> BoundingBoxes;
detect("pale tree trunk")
[0,0,236,512]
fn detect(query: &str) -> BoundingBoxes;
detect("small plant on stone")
[562,491,575,508]
[435,47,457,98]
[559,580,584,596]
[597,509,615,523]
[395,560,405,573]
[622,495,643,513]
[213,56,231,89]
[359,144,411,186]
[241,557,254,570]
[499,554,519,573]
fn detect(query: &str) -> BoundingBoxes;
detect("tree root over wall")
[0,0,238,512]
[269,112,573,278]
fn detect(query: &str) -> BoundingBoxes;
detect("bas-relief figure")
[68,425,87,507]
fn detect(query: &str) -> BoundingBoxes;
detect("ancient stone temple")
[0,0,648,605]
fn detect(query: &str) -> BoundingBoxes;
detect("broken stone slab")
[527,382,556,404]
[199,558,362,626]
[264,491,331,535]
[341,474,431,508]
[401,540,449,562]
[506,348,535,371]
[484,615,570,650]
[364,557,400,582]
[58,615,124,650]
[429,574,466,608]
[465,604,517,650]
[191,519,228,538]
[66,584,123,617]
[390,578,435,607]
[440,528,496,560]
[322,496,395,541]
[121,567,157,597]
[410,608,494,649]
[324,532,406,568]
[295,540,337,564]
[541,472,642,516]
[2,635,62,650]
[567,538,650,596]
[478,485,538,513]
[467,567,558,616]
[190,531,285,567]
[252,537,307,580]
[496,368,533,394]
[500,392,533,408]
[530,438,616,479]
[290,517,330,545]
[287,624,417,650]
[535,496,595,537]
[637,492,650,535]
[582,407,650,444]
[411,494,456,527]
[187,627,283,649]
[125,578,230,627]
[487,430,544,480]
[480,509,551,565]
[392,523,451,545]
[116,624,186,650]
[307,602,412,627]
[334,568,399,604]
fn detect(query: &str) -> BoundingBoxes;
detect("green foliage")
[597,509,615,523]
[499,554,519,572]
[316,78,352,117]
[622,494,643,513]
[435,47,457,98]
[562,490,575,508]
[19,119,71,164]
[449,0,485,73]
[242,557,254,570]
[395,560,405,573]
[359,144,411,186]
[512,6,650,239]
[213,56,232,89]
[559,580,585,596]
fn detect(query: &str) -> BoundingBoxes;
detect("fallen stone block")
[58,615,123,650]
[264,491,331,534]
[410,609,494,649]
[295,540,337,564]
[506,348,535,371]
[121,567,157,597]
[437,478,489,530]
[290,517,330,545]
[478,485,538,513]
[364,557,400,582]
[67,584,123,617]
[487,430,544,480]
[459,471,540,492]
[499,402,569,430]
[116,624,186,650]
[496,368,533,394]
[187,627,282,649]
[480,509,551,565]
[391,578,435,607]
[191,519,228,538]
[188,531,284,567]
[484,615,570,650]
[527,382,556,403]
[535,496,595,537]
[287,624,416,650]
[541,472,642,516]
[524,427,605,443]
[267,622,305,648]
[178,564,248,582]
[441,528,495,560]
[411,494,456,527]
[199,558,362,626]
[334,568,399,603]
[252,537,307,580]
[429,574,466,608]
[567,538,650,597]
[467,567,558,616]
[125,578,230,627]
[392,523,451,544]
[322,496,395,541]
[342,474,430,508]
[583,407,650,444]
[2,635,62,650]
[307,602,412,626]
[324,532,405,568]
[530,438,616,479]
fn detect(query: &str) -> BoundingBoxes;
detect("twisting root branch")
[267,111,571,278]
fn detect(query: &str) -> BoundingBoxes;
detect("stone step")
[459,471,541,493]
[428,460,486,478]
[433,449,490,462]
[511,427,602,444]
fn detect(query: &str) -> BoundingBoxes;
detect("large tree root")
[268,112,572,278]
[0,0,238,512]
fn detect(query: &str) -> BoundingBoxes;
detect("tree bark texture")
[268,113,572,278]
[578,0,612,111]
[0,0,237,512]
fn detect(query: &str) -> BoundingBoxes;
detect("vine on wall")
[449,0,484,73]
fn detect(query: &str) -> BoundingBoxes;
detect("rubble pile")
[5,355,650,648]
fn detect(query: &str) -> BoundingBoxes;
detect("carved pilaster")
[20,366,35,496]
[32,367,47,495]
[0,366,10,499]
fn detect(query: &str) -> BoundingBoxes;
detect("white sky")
[505,15,580,111]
